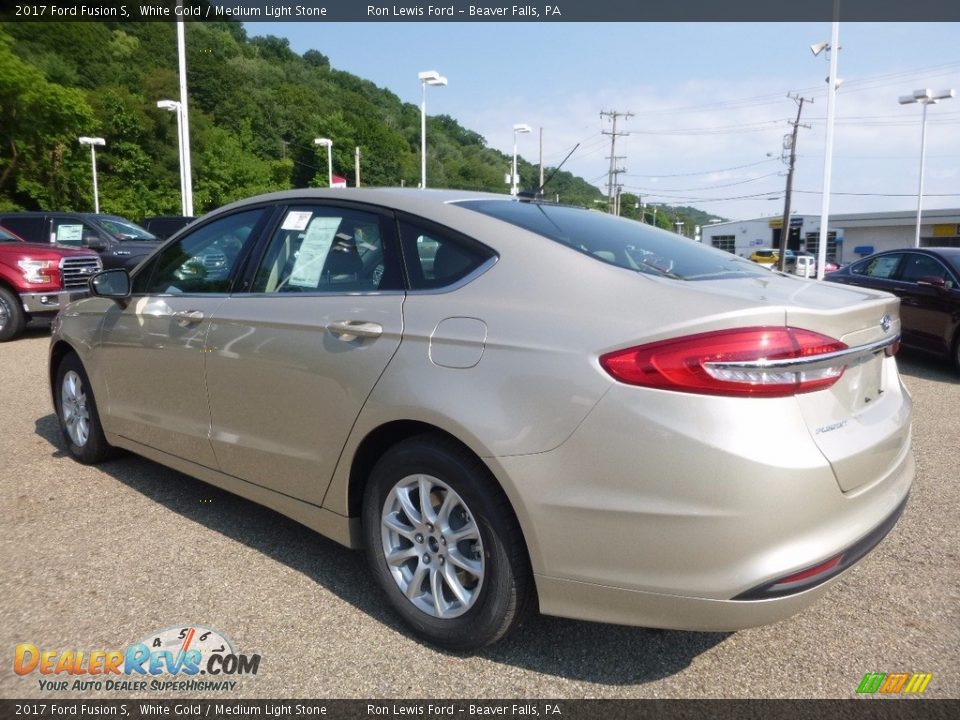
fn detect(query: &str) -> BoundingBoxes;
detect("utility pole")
[601,110,633,214]
[777,94,813,271]
[355,146,361,187]
[538,127,544,190]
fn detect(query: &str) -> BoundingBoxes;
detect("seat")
[322,232,362,283]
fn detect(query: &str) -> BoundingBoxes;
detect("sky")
[244,21,960,222]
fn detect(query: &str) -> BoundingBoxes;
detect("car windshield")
[0,227,19,242]
[456,200,766,281]
[942,252,960,276]
[96,216,157,242]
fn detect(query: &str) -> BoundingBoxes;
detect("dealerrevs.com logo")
[14,625,261,692]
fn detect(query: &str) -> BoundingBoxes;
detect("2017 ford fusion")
[50,189,913,649]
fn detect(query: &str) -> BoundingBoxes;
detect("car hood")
[2,242,99,258]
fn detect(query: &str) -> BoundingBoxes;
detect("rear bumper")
[21,289,90,315]
[534,572,842,632]
[533,492,909,631]
[492,379,913,630]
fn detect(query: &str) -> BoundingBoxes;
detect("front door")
[96,208,270,468]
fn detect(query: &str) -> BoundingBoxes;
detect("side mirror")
[916,276,946,289]
[90,268,131,299]
[85,238,107,251]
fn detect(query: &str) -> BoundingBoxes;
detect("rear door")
[203,204,405,503]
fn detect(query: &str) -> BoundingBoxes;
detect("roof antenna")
[518,143,580,202]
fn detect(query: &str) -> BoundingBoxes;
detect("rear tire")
[362,435,532,650]
[54,352,114,464]
[0,286,25,342]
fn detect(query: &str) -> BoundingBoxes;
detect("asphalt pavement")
[1,329,957,699]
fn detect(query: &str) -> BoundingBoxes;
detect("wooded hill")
[0,20,720,233]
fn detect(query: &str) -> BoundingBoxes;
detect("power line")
[626,158,780,178]
[632,61,960,119]
[626,170,783,192]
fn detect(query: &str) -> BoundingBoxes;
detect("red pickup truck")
[0,224,102,342]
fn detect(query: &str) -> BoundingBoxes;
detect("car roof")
[212,187,512,217]
[922,247,960,258]
[863,247,960,259]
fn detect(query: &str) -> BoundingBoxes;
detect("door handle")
[173,310,205,327]
[327,320,383,341]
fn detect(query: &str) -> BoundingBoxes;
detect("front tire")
[0,286,25,342]
[362,435,532,650]
[54,353,114,464]
[952,330,960,375]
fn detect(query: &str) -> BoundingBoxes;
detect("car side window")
[398,219,494,290]
[252,207,400,293]
[0,216,47,242]
[898,254,952,286]
[51,218,98,247]
[134,209,266,295]
[855,254,903,279]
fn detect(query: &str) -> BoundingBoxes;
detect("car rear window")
[456,200,766,281]
[1,216,46,242]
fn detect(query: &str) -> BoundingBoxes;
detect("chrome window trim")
[705,334,900,374]
[235,289,407,298]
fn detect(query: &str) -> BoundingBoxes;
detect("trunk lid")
[691,275,910,493]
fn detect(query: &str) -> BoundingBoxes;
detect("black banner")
[3,0,960,23]
[1,700,959,720]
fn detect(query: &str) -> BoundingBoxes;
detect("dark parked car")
[825,247,960,371]
[139,215,196,240]
[0,212,161,270]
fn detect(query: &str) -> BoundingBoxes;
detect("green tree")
[0,29,96,210]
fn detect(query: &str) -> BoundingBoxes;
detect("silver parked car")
[50,189,913,649]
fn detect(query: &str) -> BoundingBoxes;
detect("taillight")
[599,327,848,398]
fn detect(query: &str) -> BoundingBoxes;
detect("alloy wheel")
[380,474,485,618]
[61,370,90,447]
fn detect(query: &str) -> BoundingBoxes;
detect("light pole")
[175,5,193,216]
[78,137,105,214]
[511,124,531,196]
[899,88,955,248]
[418,70,447,189]
[157,100,187,216]
[314,138,333,188]
[811,2,840,280]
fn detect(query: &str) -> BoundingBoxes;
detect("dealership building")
[701,208,960,263]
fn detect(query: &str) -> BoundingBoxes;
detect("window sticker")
[56,224,84,243]
[281,210,313,232]
[287,217,341,288]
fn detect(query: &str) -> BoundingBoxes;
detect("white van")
[794,255,816,278]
